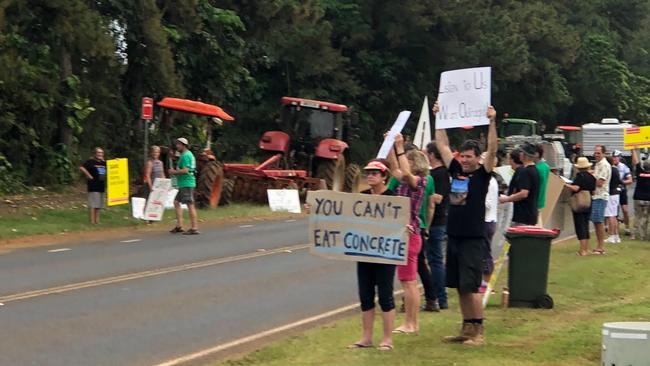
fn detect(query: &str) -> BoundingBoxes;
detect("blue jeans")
[426,225,448,307]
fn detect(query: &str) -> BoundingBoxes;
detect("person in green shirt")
[169,137,200,235]
[387,149,437,311]
[535,144,550,210]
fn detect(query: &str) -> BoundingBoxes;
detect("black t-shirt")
[609,166,621,195]
[510,164,539,225]
[634,164,650,201]
[573,171,596,193]
[83,158,107,192]
[446,159,490,238]
[430,166,451,226]
[361,188,395,196]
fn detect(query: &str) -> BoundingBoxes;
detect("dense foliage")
[1,0,650,192]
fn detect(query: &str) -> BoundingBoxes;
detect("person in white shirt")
[481,153,499,292]
[591,145,611,254]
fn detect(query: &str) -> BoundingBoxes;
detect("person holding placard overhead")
[387,134,427,335]
[434,100,498,346]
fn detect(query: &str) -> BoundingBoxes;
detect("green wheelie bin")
[505,226,560,309]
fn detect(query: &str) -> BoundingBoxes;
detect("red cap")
[363,161,389,172]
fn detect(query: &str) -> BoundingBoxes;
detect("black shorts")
[446,235,484,294]
[620,188,628,206]
[175,187,195,204]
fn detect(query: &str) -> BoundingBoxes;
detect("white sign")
[435,67,491,129]
[267,189,301,214]
[376,111,412,159]
[144,178,172,221]
[131,197,146,220]
[413,96,432,149]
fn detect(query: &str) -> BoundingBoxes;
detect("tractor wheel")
[219,178,234,206]
[315,155,346,191]
[344,164,361,193]
[195,161,224,209]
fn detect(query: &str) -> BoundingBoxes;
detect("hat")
[574,157,592,169]
[521,143,537,158]
[612,150,622,157]
[363,161,389,172]
[176,137,189,146]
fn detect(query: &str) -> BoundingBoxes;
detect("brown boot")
[462,324,485,346]
[442,322,472,343]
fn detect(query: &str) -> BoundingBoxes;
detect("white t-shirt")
[485,176,498,223]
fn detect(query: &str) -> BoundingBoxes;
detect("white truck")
[581,118,636,157]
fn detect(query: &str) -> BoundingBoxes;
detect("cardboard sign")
[539,174,564,226]
[144,178,172,221]
[624,126,650,150]
[267,189,301,214]
[376,111,412,159]
[435,67,491,129]
[131,197,146,220]
[106,158,129,206]
[306,190,411,265]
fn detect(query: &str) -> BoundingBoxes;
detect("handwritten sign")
[624,126,650,150]
[267,189,301,213]
[106,158,129,206]
[435,67,491,129]
[144,178,172,221]
[306,190,411,265]
[376,111,412,159]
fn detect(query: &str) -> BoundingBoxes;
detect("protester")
[605,157,622,244]
[535,144,550,211]
[434,101,498,346]
[632,149,650,241]
[345,159,398,351]
[481,154,499,292]
[79,147,107,225]
[388,133,427,334]
[144,145,165,194]
[565,157,597,256]
[591,145,611,254]
[169,138,200,235]
[612,150,633,236]
[499,143,539,226]
[425,141,450,310]
[388,143,437,313]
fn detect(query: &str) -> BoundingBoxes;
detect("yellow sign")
[624,126,650,150]
[107,158,129,206]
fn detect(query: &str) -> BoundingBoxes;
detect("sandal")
[592,249,605,255]
[183,228,200,235]
[576,251,588,256]
[377,344,393,351]
[169,226,184,233]
[346,342,373,349]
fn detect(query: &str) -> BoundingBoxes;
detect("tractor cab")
[279,97,349,143]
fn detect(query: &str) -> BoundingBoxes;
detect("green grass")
[217,239,650,366]
[0,203,286,240]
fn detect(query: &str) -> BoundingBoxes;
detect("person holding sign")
[344,159,400,351]
[80,147,107,224]
[388,134,427,335]
[434,100,497,347]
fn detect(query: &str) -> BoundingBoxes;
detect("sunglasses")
[366,170,383,176]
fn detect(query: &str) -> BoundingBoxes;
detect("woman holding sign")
[345,159,399,351]
[388,134,427,335]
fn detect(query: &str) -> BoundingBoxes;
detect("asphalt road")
[0,218,357,366]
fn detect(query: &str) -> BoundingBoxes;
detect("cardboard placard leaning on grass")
[306,190,411,265]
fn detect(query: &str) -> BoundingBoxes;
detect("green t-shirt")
[387,175,435,229]
[536,160,550,209]
[176,150,196,188]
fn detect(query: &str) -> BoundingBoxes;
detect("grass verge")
[217,239,650,366]
[0,203,287,240]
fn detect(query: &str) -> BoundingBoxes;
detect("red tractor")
[263,97,360,190]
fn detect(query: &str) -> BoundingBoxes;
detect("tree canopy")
[1,0,649,192]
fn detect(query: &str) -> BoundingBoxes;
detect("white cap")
[176,137,189,146]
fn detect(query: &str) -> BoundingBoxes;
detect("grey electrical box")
[602,322,650,366]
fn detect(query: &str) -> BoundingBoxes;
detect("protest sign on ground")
[131,197,146,220]
[267,189,301,213]
[624,126,650,150]
[144,178,172,221]
[106,158,129,206]
[435,67,491,129]
[306,190,411,265]
[376,111,412,159]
